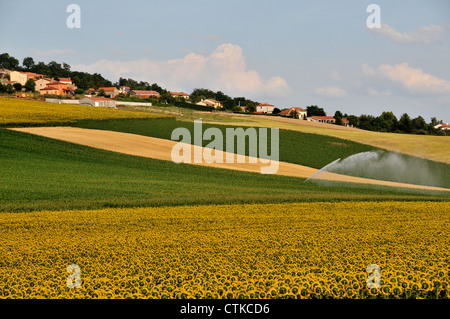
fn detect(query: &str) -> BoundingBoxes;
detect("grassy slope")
[1,128,446,213]
[75,118,450,189]
[117,104,450,164]
[201,113,450,164]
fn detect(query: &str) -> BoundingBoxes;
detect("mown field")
[1,202,449,299]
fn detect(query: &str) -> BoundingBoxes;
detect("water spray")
[303,158,341,183]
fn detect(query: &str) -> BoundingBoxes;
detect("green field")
[75,118,450,189]
[1,128,447,213]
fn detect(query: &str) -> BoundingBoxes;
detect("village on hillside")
[1,66,449,133]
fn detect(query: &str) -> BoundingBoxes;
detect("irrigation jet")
[303,158,341,183]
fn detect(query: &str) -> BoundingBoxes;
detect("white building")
[256,103,275,114]
[80,96,117,108]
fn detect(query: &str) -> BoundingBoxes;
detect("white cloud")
[363,62,450,95]
[366,23,449,44]
[361,63,375,76]
[32,47,76,56]
[73,43,290,97]
[329,70,342,81]
[314,86,347,99]
[366,87,392,96]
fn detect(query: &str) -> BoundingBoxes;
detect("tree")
[215,91,228,102]
[13,82,23,92]
[272,108,281,115]
[398,113,413,133]
[63,62,71,72]
[372,116,388,131]
[358,114,375,131]
[347,115,359,127]
[23,57,35,70]
[335,117,343,126]
[160,92,175,104]
[412,116,427,132]
[0,53,19,69]
[232,105,242,112]
[379,111,398,132]
[431,117,439,127]
[24,79,36,92]
[246,101,256,113]
[97,89,106,97]
[6,84,14,94]
[223,97,236,110]
[306,105,326,116]
[334,110,343,119]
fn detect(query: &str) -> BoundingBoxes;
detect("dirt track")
[10,126,450,192]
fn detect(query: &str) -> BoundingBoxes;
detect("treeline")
[348,112,445,135]
[305,105,446,136]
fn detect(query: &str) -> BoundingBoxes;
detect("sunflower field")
[0,97,170,126]
[0,201,449,299]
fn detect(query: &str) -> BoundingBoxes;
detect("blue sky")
[1,0,450,121]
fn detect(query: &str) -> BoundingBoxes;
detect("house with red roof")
[279,107,307,119]
[434,123,450,131]
[256,103,275,114]
[131,90,160,98]
[97,87,119,98]
[170,92,190,99]
[307,116,336,124]
[196,99,223,109]
[80,96,117,108]
[34,78,52,92]
[40,81,73,96]
[118,86,131,94]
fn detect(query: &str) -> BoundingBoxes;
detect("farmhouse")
[131,90,161,98]
[9,71,28,85]
[58,77,72,85]
[308,116,336,124]
[79,96,117,108]
[256,103,275,114]
[279,107,307,119]
[196,99,223,109]
[97,87,119,98]
[435,123,450,131]
[24,72,44,80]
[34,78,52,92]
[170,92,190,99]
[40,81,73,96]
[119,86,131,94]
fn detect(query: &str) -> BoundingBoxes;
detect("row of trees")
[298,104,445,136]
[332,110,445,135]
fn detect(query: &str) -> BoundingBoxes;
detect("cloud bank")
[314,86,347,98]
[366,23,449,44]
[73,43,290,97]
[362,62,450,95]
